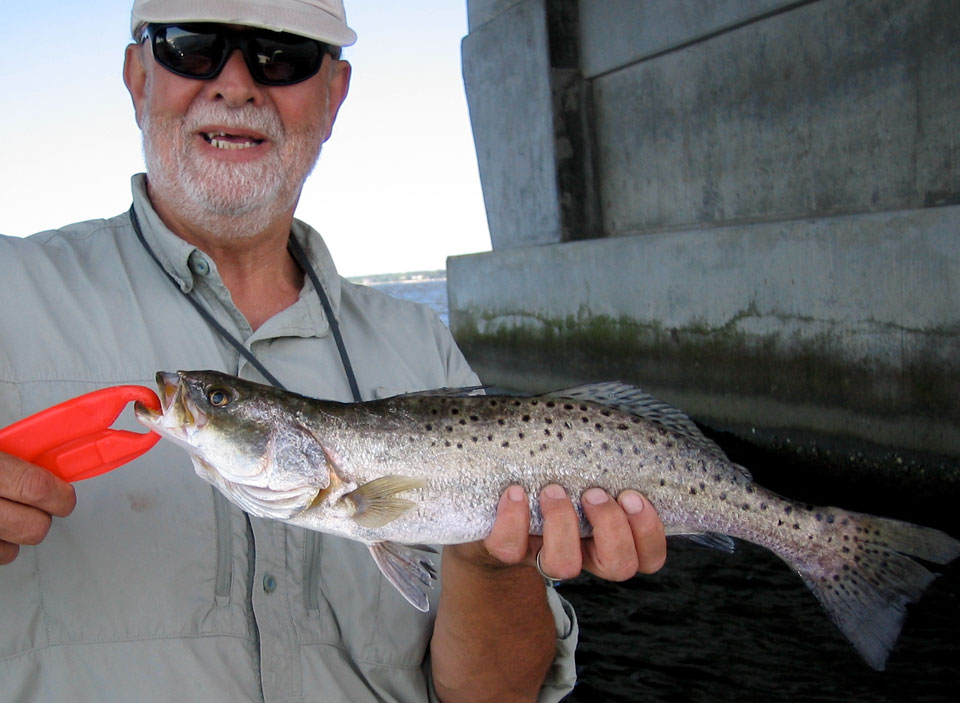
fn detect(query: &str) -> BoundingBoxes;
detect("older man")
[0,1,666,701]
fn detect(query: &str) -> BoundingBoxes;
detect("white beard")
[141,91,325,240]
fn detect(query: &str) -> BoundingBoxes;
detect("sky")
[0,1,491,277]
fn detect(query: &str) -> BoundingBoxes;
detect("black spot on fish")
[594,423,603,431]
[601,442,610,451]
[659,479,666,486]
[518,432,525,439]
[425,423,433,431]
[459,419,466,425]
[556,432,564,440]
[742,504,750,511]
[497,419,506,426]
[451,408,459,415]
[522,415,531,422]
[793,524,800,530]
[471,436,479,443]
[544,417,553,424]
[470,415,479,422]
[563,404,574,410]
[617,423,629,431]
[546,401,556,408]
[502,441,510,448]
[690,487,697,495]
[784,506,792,515]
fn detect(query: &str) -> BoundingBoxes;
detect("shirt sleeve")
[538,585,579,701]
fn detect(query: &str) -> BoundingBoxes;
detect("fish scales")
[136,370,960,671]
[319,393,748,541]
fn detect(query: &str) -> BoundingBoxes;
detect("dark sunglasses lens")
[248,35,324,85]
[152,26,225,79]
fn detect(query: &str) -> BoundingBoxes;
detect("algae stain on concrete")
[451,305,960,425]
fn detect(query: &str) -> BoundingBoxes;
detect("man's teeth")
[205,131,260,150]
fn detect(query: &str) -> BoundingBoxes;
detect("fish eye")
[207,388,231,407]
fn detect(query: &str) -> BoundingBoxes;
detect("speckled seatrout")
[135,370,959,670]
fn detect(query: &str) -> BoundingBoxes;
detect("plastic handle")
[0,385,162,482]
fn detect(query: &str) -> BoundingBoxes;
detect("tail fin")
[791,513,959,671]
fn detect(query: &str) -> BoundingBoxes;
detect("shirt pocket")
[295,531,437,668]
[31,442,250,648]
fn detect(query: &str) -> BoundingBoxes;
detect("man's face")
[124,27,350,238]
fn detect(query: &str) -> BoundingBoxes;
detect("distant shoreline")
[348,270,447,286]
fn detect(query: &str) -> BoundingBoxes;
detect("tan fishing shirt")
[0,174,577,703]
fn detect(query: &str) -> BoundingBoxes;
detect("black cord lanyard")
[129,205,362,402]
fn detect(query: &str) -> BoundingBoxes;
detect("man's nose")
[206,49,264,106]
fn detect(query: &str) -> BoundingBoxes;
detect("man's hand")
[431,485,666,702]
[0,451,76,564]
[484,483,667,581]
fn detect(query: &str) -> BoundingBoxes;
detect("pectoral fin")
[368,541,438,612]
[346,475,424,528]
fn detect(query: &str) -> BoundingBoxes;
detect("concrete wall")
[453,0,960,461]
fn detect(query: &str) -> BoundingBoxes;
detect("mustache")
[183,101,284,142]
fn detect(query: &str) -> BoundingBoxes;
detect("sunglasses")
[145,23,335,86]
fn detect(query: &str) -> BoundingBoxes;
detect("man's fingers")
[580,487,639,581]
[0,539,21,565]
[0,453,77,561]
[617,490,667,574]
[483,485,531,565]
[0,496,54,546]
[0,453,77,517]
[537,484,582,580]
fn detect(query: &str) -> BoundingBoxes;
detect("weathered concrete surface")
[579,0,796,77]
[467,0,526,29]
[462,0,564,248]
[455,0,960,471]
[594,0,960,236]
[448,205,960,456]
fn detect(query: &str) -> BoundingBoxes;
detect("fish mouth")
[134,371,207,436]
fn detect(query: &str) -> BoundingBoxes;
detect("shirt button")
[190,256,210,276]
[263,574,277,593]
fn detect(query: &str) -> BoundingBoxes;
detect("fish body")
[135,370,960,670]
